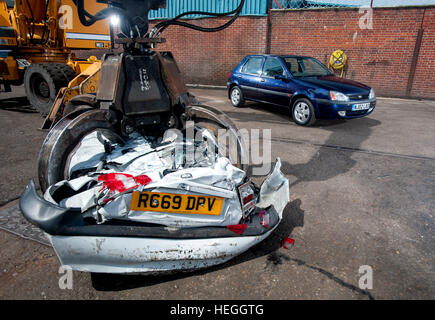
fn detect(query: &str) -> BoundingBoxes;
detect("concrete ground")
[0,86,433,300]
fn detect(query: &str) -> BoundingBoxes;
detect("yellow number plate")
[130,191,224,215]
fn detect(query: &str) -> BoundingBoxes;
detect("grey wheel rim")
[231,88,240,105]
[294,102,310,124]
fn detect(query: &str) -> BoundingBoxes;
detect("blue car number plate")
[352,103,370,111]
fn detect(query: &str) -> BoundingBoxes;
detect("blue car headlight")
[369,88,375,99]
[329,91,349,102]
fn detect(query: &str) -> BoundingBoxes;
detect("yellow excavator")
[0,0,111,115]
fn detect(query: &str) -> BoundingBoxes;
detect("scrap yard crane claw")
[38,0,247,191]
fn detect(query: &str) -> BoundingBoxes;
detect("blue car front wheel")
[292,98,316,126]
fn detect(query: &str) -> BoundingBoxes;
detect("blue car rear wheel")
[230,86,244,107]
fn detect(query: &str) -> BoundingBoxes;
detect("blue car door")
[258,57,292,106]
[237,56,264,100]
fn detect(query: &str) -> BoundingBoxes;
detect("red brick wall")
[411,8,435,98]
[150,16,268,85]
[148,7,434,98]
[270,7,434,98]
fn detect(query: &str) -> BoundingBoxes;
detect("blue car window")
[241,57,264,75]
[262,58,285,78]
[285,58,301,74]
[284,57,332,77]
[303,59,327,75]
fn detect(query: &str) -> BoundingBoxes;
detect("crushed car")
[20,127,289,273]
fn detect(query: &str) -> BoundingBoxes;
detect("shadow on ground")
[231,101,382,187]
[223,101,292,126]
[0,97,36,113]
[225,101,380,130]
[90,199,304,291]
[280,117,381,187]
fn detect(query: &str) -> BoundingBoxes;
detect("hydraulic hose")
[151,0,245,37]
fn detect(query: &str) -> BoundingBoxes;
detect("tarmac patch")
[0,203,50,246]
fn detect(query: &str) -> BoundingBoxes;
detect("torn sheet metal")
[256,158,289,219]
[44,130,248,227]
[66,131,172,180]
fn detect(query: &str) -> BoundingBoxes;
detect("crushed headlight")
[330,91,349,101]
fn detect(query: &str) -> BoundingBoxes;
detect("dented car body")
[20,132,289,273]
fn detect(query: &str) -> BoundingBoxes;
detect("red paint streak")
[98,173,151,193]
[134,175,152,186]
[227,224,247,235]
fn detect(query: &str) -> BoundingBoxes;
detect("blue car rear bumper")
[315,98,376,119]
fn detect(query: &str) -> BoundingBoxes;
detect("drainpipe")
[406,9,426,97]
[265,0,273,54]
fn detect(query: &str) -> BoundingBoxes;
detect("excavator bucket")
[41,60,102,129]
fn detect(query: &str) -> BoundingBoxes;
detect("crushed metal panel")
[48,229,277,273]
[257,158,289,218]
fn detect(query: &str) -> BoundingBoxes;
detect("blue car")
[227,54,376,126]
